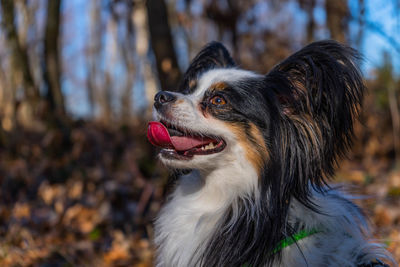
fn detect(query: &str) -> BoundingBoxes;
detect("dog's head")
[148,41,364,200]
[148,43,269,173]
[149,41,366,266]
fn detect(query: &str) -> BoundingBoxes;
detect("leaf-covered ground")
[0,121,399,266]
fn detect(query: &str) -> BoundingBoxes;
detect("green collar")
[271,228,320,254]
[242,228,320,267]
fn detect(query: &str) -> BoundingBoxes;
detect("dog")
[147,41,395,267]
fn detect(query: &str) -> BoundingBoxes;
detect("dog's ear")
[265,40,365,202]
[268,40,364,118]
[178,42,236,93]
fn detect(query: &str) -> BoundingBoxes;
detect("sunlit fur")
[152,41,396,266]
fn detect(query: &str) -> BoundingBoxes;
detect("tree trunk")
[146,0,181,92]
[0,0,40,102]
[355,0,365,50]
[43,0,65,117]
[115,2,136,123]
[325,0,349,43]
[298,0,316,43]
[86,0,104,117]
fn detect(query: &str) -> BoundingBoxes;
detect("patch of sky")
[355,0,400,76]
[62,0,91,117]
[61,0,400,117]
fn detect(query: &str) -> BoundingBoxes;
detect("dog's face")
[151,68,270,172]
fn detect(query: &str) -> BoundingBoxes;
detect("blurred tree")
[0,0,40,129]
[86,0,105,117]
[378,52,400,163]
[325,0,349,43]
[110,0,136,123]
[43,0,65,119]
[355,0,365,49]
[133,0,158,118]
[146,0,181,92]
[205,0,240,53]
[298,0,316,43]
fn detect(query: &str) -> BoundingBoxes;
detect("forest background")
[0,0,399,266]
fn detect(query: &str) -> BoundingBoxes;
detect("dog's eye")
[210,95,226,106]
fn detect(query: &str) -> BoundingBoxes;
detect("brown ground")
[0,121,399,266]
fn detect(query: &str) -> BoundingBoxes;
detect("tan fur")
[226,123,269,174]
[189,79,197,89]
[289,114,322,149]
[211,82,228,91]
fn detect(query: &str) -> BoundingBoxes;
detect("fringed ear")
[265,40,365,203]
[178,42,236,93]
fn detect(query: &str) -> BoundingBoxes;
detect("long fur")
[152,41,396,267]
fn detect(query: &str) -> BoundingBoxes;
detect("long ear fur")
[199,41,366,267]
[266,40,365,204]
[178,41,236,93]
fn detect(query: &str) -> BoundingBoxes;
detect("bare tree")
[355,0,365,49]
[325,0,349,43]
[298,0,316,43]
[133,0,158,120]
[0,0,40,106]
[146,0,181,92]
[110,0,136,123]
[0,0,44,131]
[87,0,105,117]
[43,0,65,118]
[204,0,240,53]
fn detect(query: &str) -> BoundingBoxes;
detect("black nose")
[154,91,176,109]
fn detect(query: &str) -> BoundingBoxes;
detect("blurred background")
[0,0,399,266]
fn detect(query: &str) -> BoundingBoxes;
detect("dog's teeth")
[206,143,213,150]
[200,142,216,151]
[203,143,212,150]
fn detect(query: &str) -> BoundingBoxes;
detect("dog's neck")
[154,160,259,266]
[181,164,258,206]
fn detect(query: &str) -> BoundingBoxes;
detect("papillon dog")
[147,41,395,266]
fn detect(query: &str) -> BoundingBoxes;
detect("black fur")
[178,41,236,94]
[176,41,366,266]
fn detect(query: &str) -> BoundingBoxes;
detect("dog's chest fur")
[154,172,223,267]
[154,171,390,267]
[154,187,220,267]
[154,156,259,266]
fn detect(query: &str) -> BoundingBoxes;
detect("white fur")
[191,68,260,101]
[155,163,258,266]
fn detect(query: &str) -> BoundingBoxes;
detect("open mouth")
[147,121,226,160]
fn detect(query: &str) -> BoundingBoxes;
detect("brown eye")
[210,95,226,106]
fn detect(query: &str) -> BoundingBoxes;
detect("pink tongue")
[147,121,214,151]
[147,122,173,148]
